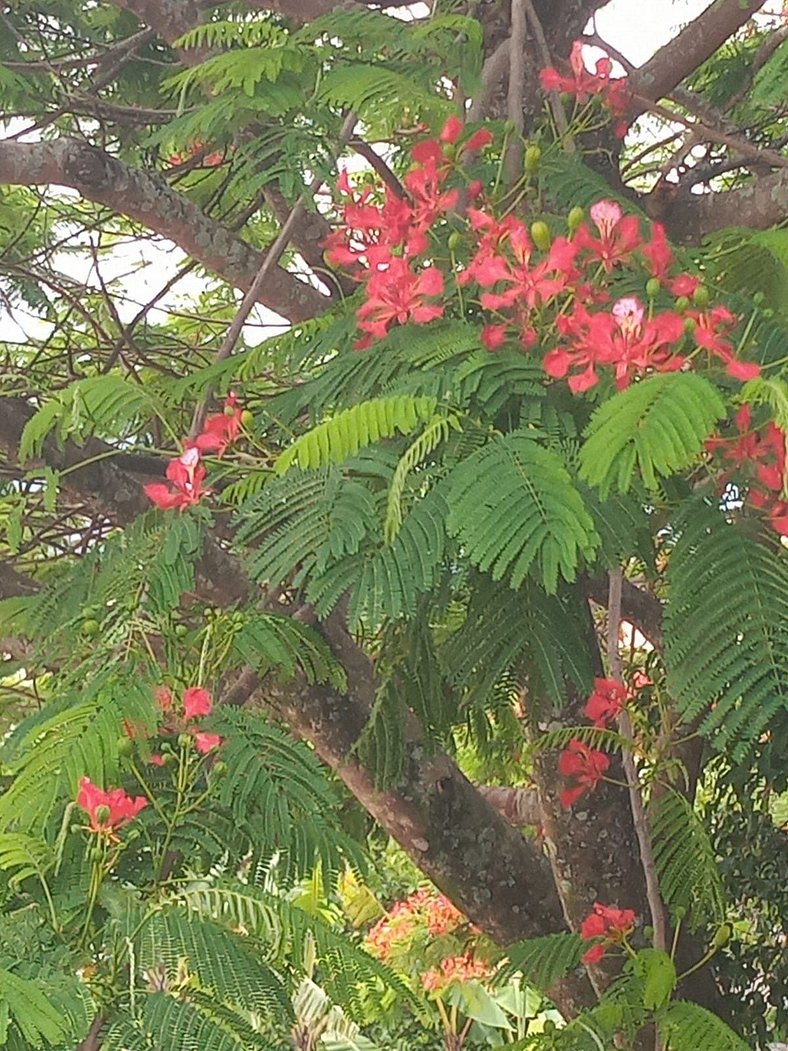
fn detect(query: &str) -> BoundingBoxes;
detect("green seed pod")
[81,618,100,637]
[712,923,732,950]
[567,206,584,234]
[675,295,691,312]
[530,221,551,251]
[240,409,254,430]
[692,285,710,308]
[116,737,134,758]
[645,278,661,300]
[524,145,542,172]
[447,230,463,253]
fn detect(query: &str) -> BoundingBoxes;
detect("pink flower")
[558,739,610,808]
[539,42,630,118]
[182,687,212,721]
[691,305,759,380]
[575,200,641,272]
[482,324,508,350]
[193,732,222,754]
[77,777,147,836]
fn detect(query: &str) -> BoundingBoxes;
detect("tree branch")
[628,0,769,116]
[664,166,788,241]
[0,138,330,323]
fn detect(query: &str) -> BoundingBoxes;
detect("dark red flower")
[580,903,636,964]
[584,678,629,728]
[193,393,243,456]
[558,739,610,808]
[77,777,147,836]
[144,447,208,511]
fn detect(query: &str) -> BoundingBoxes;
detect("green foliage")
[665,504,788,760]
[579,374,726,496]
[650,788,726,928]
[0,967,68,1048]
[274,396,439,473]
[497,934,584,993]
[657,1001,751,1051]
[447,431,599,593]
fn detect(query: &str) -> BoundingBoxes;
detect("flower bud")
[524,145,542,172]
[645,278,661,300]
[530,221,551,251]
[175,624,188,638]
[752,291,765,306]
[675,296,690,312]
[683,317,696,336]
[643,925,654,940]
[81,618,100,638]
[567,206,584,234]
[177,732,193,749]
[543,1020,556,1034]
[240,410,254,430]
[89,845,105,862]
[692,285,710,308]
[116,737,134,758]
[224,403,237,418]
[447,231,463,253]
[211,760,228,780]
[712,923,732,950]
[95,805,111,825]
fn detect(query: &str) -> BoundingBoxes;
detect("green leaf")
[274,396,438,473]
[579,373,726,496]
[0,967,67,1047]
[634,948,676,1010]
[448,980,512,1030]
[657,1000,750,1051]
[447,431,598,593]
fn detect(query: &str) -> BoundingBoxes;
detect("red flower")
[584,678,629,727]
[77,777,147,836]
[193,393,243,456]
[182,687,212,721]
[155,686,173,714]
[641,222,673,279]
[194,732,222,754]
[539,42,630,117]
[558,739,610,808]
[355,259,444,345]
[690,306,760,380]
[575,200,641,272]
[144,447,208,511]
[482,324,508,350]
[580,902,636,964]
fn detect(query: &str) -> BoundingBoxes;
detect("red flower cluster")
[168,140,223,167]
[77,777,147,838]
[145,395,243,511]
[584,677,630,728]
[325,117,492,350]
[579,902,636,964]
[365,887,468,962]
[422,951,491,993]
[558,739,610,809]
[125,685,222,763]
[707,405,788,536]
[539,41,631,129]
[327,117,763,391]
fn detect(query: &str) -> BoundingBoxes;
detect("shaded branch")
[629,0,769,116]
[0,138,330,323]
[664,166,788,241]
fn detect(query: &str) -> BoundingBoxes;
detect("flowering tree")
[0,1,787,1049]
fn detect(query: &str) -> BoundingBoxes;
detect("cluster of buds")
[145,394,247,512]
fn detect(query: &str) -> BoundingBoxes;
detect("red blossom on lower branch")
[77,777,147,836]
[584,677,630,727]
[580,902,636,964]
[558,739,610,808]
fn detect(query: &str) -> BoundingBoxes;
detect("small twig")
[188,112,357,438]
[608,568,668,957]
[523,0,574,152]
[349,138,407,198]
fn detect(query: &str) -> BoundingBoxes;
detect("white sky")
[1,0,782,347]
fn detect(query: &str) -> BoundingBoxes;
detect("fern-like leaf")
[497,933,584,992]
[657,1000,750,1051]
[0,967,67,1048]
[579,374,726,496]
[274,396,438,473]
[447,432,598,593]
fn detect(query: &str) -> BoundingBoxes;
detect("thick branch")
[664,167,788,241]
[0,138,329,323]
[629,0,769,114]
